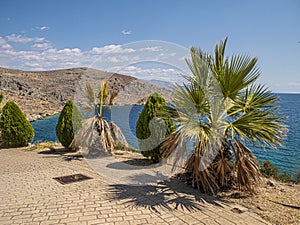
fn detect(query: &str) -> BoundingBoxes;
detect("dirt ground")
[218,178,300,225]
[114,150,300,225]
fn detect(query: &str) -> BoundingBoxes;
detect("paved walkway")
[0,149,270,225]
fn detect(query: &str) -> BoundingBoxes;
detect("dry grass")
[26,142,63,151]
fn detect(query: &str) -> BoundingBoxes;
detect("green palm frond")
[210,38,260,100]
[214,54,260,99]
[185,47,210,87]
[231,85,279,114]
[228,109,286,147]
[213,36,228,75]
[161,37,286,193]
[98,81,109,118]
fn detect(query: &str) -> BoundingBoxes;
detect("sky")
[0,0,299,93]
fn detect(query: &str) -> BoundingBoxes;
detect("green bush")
[260,160,279,178]
[136,93,175,162]
[56,100,84,150]
[114,141,138,153]
[277,172,293,183]
[0,100,34,147]
[260,160,295,183]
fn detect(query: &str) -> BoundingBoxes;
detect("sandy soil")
[218,179,300,225]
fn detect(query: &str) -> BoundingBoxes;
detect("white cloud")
[121,30,132,35]
[31,42,52,50]
[39,26,49,31]
[0,37,12,49]
[91,45,135,54]
[139,46,162,52]
[6,34,33,43]
[35,37,46,42]
[1,44,12,50]
[110,65,183,83]
[0,36,188,79]
[24,62,41,67]
[6,34,46,44]
[58,48,82,54]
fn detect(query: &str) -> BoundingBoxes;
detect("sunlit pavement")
[0,149,270,225]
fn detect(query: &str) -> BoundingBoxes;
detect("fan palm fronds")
[71,81,128,155]
[161,37,286,193]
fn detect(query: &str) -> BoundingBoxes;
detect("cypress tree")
[56,100,84,150]
[0,100,34,147]
[136,93,175,162]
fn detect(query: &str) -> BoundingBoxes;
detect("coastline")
[27,111,59,122]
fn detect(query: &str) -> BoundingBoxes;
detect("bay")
[31,93,300,177]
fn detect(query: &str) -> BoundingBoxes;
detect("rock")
[231,206,248,213]
[267,180,276,186]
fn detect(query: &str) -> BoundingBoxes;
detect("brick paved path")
[0,149,270,225]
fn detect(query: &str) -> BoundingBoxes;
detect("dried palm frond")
[70,116,129,155]
[70,117,97,153]
[109,121,128,147]
[234,140,261,192]
[186,153,218,193]
[161,132,181,159]
[213,151,234,187]
[96,119,114,153]
[71,80,128,156]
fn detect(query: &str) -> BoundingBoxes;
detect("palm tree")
[161,37,286,193]
[71,81,128,155]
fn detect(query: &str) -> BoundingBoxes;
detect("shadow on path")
[106,160,162,170]
[38,149,84,161]
[108,174,230,214]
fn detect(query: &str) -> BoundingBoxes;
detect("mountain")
[144,79,173,90]
[0,67,171,121]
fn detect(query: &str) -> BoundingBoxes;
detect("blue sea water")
[31,93,300,177]
[252,94,300,177]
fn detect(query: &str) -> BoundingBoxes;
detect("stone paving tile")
[0,149,271,225]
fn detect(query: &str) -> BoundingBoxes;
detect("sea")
[31,93,300,177]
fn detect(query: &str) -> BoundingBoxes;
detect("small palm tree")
[71,81,128,155]
[161,37,286,193]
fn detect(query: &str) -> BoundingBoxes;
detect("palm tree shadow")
[38,149,85,161]
[108,174,229,214]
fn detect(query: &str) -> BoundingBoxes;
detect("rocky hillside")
[0,67,171,121]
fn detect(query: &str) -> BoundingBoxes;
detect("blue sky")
[0,0,299,93]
